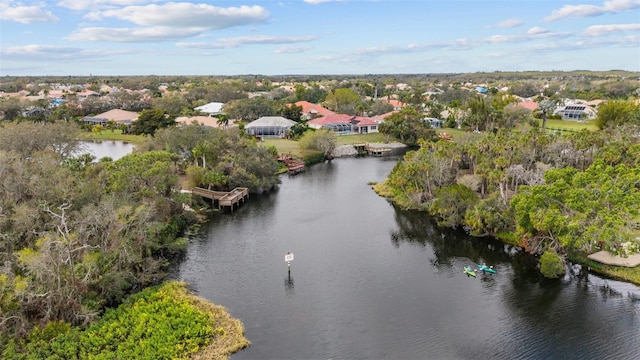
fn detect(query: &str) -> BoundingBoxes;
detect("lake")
[173,152,640,359]
[79,140,135,161]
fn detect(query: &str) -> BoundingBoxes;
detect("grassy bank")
[569,253,640,286]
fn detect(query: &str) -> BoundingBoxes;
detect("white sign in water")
[284,252,294,263]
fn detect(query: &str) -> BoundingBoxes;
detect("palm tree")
[216,114,229,129]
[537,99,557,131]
[192,142,207,168]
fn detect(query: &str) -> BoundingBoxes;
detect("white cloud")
[484,29,570,43]
[495,18,523,28]
[0,44,125,60]
[56,0,150,11]
[527,26,549,35]
[304,0,334,4]
[94,3,269,29]
[545,0,640,21]
[177,35,316,49]
[0,1,59,23]
[69,3,270,42]
[583,23,640,36]
[68,26,206,42]
[275,46,311,54]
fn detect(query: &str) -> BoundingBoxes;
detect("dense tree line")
[378,119,640,276]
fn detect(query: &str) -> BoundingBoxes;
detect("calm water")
[173,153,640,360]
[79,140,135,161]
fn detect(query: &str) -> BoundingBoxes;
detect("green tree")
[0,96,25,121]
[539,249,565,278]
[430,184,478,228]
[131,109,175,136]
[465,95,493,131]
[323,88,361,115]
[279,103,303,122]
[378,107,435,146]
[369,100,394,116]
[152,94,189,117]
[594,99,639,130]
[298,129,337,159]
[223,97,277,122]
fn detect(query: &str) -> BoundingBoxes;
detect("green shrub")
[539,249,566,279]
[3,282,216,360]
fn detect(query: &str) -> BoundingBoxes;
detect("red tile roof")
[518,101,538,111]
[353,116,378,126]
[294,101,336,117]
[370,111,397,122]
[309,114,355,127]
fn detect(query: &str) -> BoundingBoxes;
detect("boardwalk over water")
[191,187,249,212]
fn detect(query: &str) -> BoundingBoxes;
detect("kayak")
[477,264,496,274]
[463,266,477,277]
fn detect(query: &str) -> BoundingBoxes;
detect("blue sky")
[1,0,639,76]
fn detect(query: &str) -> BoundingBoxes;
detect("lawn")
[79,129,147,145]
[542,118,597,132]
[263,133,397,158]
[262,138,318,158]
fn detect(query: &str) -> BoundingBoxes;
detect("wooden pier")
[353,142,392,157]
[277,154,306,174]
[366,144,392,157]
[191,187,249,212]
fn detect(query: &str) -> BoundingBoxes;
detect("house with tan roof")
[83,109,138,126]
[77,90,100,100]
[295,101,336,119]
[175,116,236,129]
[370,111,397,123]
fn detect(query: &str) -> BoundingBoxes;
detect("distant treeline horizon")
[2,69,639,86]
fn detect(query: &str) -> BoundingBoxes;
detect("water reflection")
[78,140,135,161]
[174,156,640,360]
[284,274,295,295]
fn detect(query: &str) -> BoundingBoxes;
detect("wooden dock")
[191,187,249,212]
[353,142,392,157]
[365,144,392,157]
[277,154,306,174]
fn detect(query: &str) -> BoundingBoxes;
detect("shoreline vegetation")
[3,281,249,360]
[82,130,640,286]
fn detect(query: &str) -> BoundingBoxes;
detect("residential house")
[554,104,597,120]
[295,101,336,119]
[371,111,397,124]
[175,116,236,128]
[308,114,380,135]
[517,101,538,112]
[245,116,297,139]
[308,114,356,134]
[351,116,379,134]
[83,109,138,126]
[387,99,406,111]
[77,90,100,100]
[424,117,444,128]
[194,102,225,116]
